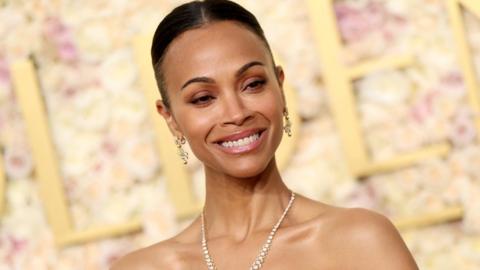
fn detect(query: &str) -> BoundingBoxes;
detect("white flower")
[296,84,325,120]
[418,48,458,76]
[75,20,113,62]
[110,89,148,125]
[391,121,426,153]
[55,127,101,177]
[385,0,410,16]
[140,182,178,243]
[99,49,137,92]
[96,192,134,225]
[0,7,40,59]
[359,101,406,129]
[72,86,111,131]
[120,136,159,182]
[4,180,47,238]
[357,69,412,105]
[95,154,134,192]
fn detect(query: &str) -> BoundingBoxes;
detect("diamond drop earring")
[283,108,292,137]
[175,136,189,165]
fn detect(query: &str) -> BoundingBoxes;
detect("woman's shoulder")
[323,206,396,234]
[316,206,418,269]
[322,206,407,247]
[109,238,181,270]
[293,195,401,239]
[110,220,201,270]
[291,196,417,269]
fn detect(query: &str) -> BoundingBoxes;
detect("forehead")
[161,21,271,87]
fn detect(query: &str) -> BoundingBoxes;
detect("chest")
[179,235,340,270]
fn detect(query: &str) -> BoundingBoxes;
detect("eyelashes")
[190,79,267,105]
[244,79,266,90]
[191,95,213,105]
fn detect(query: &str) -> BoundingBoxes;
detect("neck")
[202,158,292,242]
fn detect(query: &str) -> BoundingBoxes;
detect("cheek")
[178,111,213,143]
[253,90,284,125]
[176,109,216,160]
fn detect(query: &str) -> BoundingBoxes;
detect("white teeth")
[220,132,260,148]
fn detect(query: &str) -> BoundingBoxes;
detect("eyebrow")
[180,61,265,90]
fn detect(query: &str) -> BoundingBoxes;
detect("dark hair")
[151,0,275,110]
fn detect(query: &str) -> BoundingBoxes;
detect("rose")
[357,69,412,105]
[120,136,159,182]
[448,108,477,147]
[99,49,137,92]
[4,143,33,180]
[72,85,110,131]
[335,1,385,43]
[110,89,147,125]
[43,17,78,62]
[75,20,113,63]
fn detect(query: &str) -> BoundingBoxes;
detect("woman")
[112,0,419,269]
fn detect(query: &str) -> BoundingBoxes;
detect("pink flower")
[1,235,28,265]
[43,17,78,62]
[438,71,466,99]
[0,57,10,87]
[409,90,439,124]
[334,1,386,42]
[448,108,477,147]
[343,182,379,210]
[58,42,78,62]
[4,144,33,180]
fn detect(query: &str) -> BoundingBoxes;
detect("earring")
[175,136,189,165]
[283,108,292,137]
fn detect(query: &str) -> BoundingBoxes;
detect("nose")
[221,92,253,126]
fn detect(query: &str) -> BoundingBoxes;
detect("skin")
[111,21,419,269]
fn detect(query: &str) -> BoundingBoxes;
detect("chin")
[222,156,275,179]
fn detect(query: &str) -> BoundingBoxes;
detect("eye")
[244,79,267,91]
[191,95,215,105]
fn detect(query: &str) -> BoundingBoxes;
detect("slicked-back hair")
[151,0,274,110]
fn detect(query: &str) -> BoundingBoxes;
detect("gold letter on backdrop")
[132,35,300,219]
[304,0,464,229]
[2,0,475,247]
[447,0,480,137]
[10,60,142,247]
[305,0,450,177]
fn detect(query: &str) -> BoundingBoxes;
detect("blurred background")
[1,0,479,269]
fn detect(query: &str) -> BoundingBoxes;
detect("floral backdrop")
[0,0,479,269]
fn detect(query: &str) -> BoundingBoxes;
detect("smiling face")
[157,21,286,178]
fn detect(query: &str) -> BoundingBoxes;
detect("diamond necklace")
[200,191,295,270]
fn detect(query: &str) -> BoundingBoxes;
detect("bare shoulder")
[322,207,419,270]
[110,219,201,270]
[109,239,180,270]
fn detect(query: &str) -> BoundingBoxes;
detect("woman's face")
[157,21,285,178]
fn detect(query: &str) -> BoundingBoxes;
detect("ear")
[275,65,286,107]
[156,99,183,137]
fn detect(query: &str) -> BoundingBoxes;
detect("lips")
[213,128,266,144]
[213,128,267,155]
